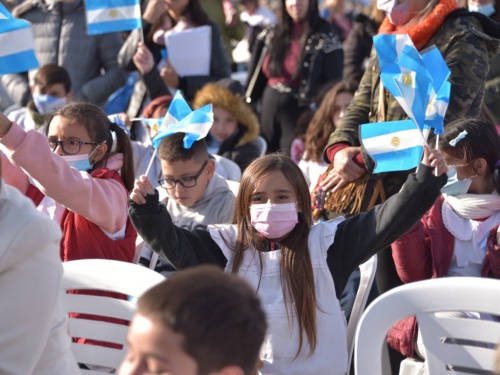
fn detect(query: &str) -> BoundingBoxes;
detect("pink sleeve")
[0,122,127,233]
[0,150,29,194]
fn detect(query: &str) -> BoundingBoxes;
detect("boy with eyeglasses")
[134,132,235,275]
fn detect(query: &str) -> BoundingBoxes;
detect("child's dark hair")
[45,102,135,191]
[158,133,208,164]
[440,117,500,194]
[137,265,267,375]
[34,64,71,94]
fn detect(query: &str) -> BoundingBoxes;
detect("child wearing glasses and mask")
[138,132,235,275]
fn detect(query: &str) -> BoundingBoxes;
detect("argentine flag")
[85,0,141,36]
[421,46,450,134]
[374,34,432,131]
[0,3,39,75]
[360,120,424,174]
[152,91,213,149]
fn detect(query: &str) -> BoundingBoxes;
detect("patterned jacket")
[246,18,343,107]
[324,10,500,198]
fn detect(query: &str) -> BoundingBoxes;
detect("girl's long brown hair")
[303,80,356,162]
[230,154,317,356]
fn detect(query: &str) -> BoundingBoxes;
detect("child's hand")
[0,111,12,137]
[133,43,155,75]
[421,145,447,176]
[160,61,180,88]
[130,175,156,205]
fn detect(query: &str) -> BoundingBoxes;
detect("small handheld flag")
[360,120,425,173]
[361,34,451,173]
[144,91,213,176]
[0,3,39,75]
[151,91,213,149]
[85,0,141,36]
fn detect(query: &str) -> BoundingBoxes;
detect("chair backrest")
[355,277,500,375]
[60,259,165,374]
[212,154,242,182]
[346,254,377,371]
[253,135,267,157]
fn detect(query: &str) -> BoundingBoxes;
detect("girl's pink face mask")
[377,0,412,26]
[250,202,298,240]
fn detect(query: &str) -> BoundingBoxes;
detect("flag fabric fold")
[0,3,39,75]
[151,91,213,149]
[85,0,141,35]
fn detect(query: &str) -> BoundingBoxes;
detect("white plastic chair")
[354,277,500,375]
[212,154,242,182]
[253,135,267,157]
[346,254,377,371]
[60,259,166,374]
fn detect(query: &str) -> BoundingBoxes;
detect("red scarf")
[378,0,458,50]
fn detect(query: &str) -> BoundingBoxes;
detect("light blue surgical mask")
[469,3,495,16]
[441,165,473,196]
[60,147,99,171]
[33,94,67,115]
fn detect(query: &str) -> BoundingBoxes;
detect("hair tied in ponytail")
[108,114,131,136]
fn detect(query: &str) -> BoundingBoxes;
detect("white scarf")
[444,191,500,220]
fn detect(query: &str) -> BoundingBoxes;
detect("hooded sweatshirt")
[139,172,235,274]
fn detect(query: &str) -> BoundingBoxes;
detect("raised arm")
[327,147,448,297]
[129,175,228,269]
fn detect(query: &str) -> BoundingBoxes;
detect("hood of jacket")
[192,83,260,147]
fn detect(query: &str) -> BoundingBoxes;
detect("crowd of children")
[2,0,500,372]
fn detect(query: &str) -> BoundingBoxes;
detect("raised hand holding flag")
[360,34,451,173]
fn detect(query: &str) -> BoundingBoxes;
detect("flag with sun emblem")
[360,33,451,173]
[360,120,424,173]
[85,0,141,35]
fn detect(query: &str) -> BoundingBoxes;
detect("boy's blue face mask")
[33,94,67,115]
[441,165,473,196]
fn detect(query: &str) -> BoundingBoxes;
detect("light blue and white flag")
[0,3,39,75]
[141,117,164,134]
[360,120,425,173]
[85,0,141,35]
[374,34,433,131]
[421,46,450,135]
[152,91,213,149]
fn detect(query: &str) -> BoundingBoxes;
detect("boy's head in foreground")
[119,265,267,375]
[158,133,216,207]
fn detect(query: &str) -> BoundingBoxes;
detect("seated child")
[192,78,261,171]
[7,64,72,131]
[118,265,267,375]
[139,132,236,274]
[129,148,447,374]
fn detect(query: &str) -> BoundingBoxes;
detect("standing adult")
[1,0,128,108]
[246,0,343,154]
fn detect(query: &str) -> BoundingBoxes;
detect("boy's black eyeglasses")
[158,160,209,189]
[47,138,97,155]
